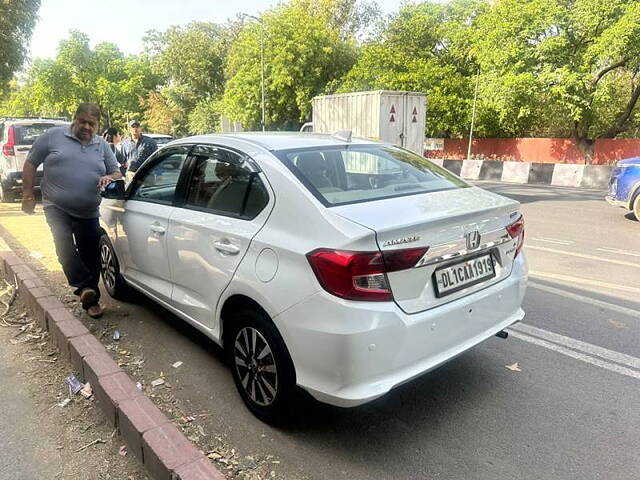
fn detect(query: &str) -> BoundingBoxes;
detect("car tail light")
[506,215,525,257]
[2,126,15,156]
[307,247,428,301]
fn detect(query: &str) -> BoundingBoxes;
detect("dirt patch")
[0,276,150,480]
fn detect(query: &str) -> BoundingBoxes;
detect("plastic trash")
[112,329,121,342]
[151,378,165,387]
[64,374,83,394]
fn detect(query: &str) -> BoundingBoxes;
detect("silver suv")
[0,117,70,202]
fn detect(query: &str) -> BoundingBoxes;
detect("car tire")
[99,235,130,300]
[0,182,15,203]
[633,193,640,222]
[227,309,297,425]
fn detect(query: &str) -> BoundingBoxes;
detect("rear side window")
[185,146,268,219]
[15,124,55,145]
[275,145,468,206]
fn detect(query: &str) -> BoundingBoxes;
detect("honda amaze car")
[99,133,527,423]
[606,157,640,221]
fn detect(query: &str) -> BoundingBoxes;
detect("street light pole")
[242,14,266,131]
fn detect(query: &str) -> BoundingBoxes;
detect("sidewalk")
[0,279,149,479]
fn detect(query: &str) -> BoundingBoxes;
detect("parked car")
[146,133,173,145]
[606,157,640,221]
[0,117,70,202]
[99,133,527,423]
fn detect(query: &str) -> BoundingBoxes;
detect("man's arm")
[22,130,49,214]
[21,162,37,214]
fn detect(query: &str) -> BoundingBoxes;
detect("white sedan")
[99,133,527,423]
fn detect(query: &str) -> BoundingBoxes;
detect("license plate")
[433,253,495,297]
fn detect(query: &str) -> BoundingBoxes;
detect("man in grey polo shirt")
[21,103,123,318]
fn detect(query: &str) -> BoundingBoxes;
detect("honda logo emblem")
[466,231,481,250]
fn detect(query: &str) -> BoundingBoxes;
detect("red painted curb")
[0,239,226,480]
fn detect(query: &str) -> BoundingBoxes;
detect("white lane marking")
[528,281,640,320]
[597,247,640,258]
[530,237,574,245]
[529,271,640,294]
[526,245,640,269]
[512,323,640,370]
[508,330,640,381]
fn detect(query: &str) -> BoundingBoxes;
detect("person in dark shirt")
[121,119,157,181]
[103,127,126,175]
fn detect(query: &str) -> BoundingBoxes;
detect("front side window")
[185,146,268,219]
[131,152,187,204]
[275,145,468,206]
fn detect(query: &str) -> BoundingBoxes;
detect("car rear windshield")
[15,124,55,145]
[275,145,468,206]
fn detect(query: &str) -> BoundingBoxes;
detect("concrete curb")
[0,236,224,480]
[433,159,612,189]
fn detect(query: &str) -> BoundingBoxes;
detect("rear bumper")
[275,253,528,407]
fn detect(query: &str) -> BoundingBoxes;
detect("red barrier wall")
[426,138,640,165]
[593,139,640,165]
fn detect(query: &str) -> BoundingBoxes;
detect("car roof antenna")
[332,130,352,142]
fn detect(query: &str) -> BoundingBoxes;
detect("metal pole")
[467,68,480,161]
[260,21,265,132]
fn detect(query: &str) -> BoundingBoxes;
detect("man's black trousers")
[44,206,101,298]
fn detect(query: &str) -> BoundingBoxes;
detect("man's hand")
[21,191,36,215]
[98,175,114,190]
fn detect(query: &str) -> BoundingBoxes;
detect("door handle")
[214,241,240,255]
[150,224,166,234]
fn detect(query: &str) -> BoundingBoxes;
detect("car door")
[116,146,190,303]
[167,144,271,329]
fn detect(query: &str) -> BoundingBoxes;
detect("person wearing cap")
[121,119,158,181]
[21,103,123,318]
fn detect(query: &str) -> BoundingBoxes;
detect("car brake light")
[2,126,15,156]
[306,247,428,301]
[506,215,525,257]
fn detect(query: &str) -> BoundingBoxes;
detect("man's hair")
[74,103,101,121]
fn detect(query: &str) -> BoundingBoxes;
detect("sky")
[29,0,408,60]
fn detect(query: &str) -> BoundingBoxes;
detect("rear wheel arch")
[220,295,274,345]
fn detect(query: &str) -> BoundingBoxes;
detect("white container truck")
[302,91,427,154]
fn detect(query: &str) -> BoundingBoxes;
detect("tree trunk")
[571,129,594,165]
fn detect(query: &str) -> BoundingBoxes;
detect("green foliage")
[340,0,487,137]
[0,31,160,129]
[222,0,364,130]
[0,0,41,92]
[474,0,640,142]
[4,0,640,147]
[143,21,232,134]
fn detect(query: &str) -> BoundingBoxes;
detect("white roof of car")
[171,132,381,151]
[146,133,172,138]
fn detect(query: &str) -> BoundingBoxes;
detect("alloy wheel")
[233,327,278,406]
[100,243,117,291]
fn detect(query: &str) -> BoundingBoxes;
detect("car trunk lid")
[332,186,522,313]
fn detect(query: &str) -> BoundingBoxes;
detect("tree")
[222,0,369,130]
[144,21,233,135]
[473,0,640,158]
[0,31,160,128]
[340,0,487,137]
[0,0,41,93]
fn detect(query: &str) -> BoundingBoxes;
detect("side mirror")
[101,180,126,199]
